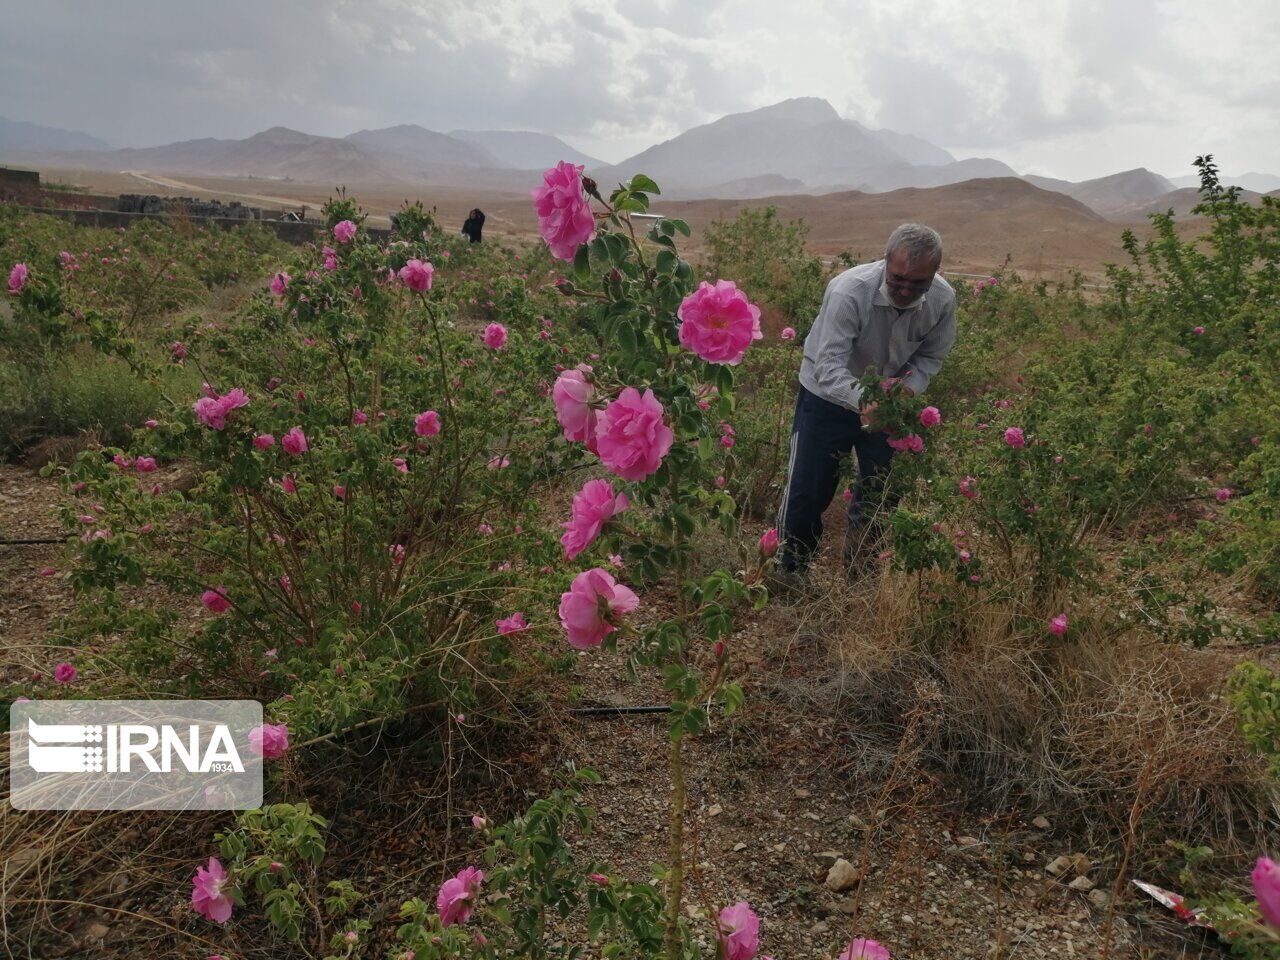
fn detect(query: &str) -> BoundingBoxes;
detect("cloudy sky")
[3,0,1277,181]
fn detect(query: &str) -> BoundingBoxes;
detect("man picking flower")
[777,223,957,580]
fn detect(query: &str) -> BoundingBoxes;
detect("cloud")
[0,0,1276,178]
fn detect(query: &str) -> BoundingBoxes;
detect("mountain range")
[1,101,1274,221]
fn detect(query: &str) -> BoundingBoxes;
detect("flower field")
[2,157,1280,959]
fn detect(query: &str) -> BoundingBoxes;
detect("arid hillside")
[35,166,1211,281]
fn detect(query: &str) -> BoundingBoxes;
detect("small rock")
[795,788,811,798]
[82,923,110,942]
[1068,875,1095,892]
[815,849,844,868]
[1068,853,1092,874]
[772,842,787,852]
[1046,856,1073,877]
[825,858,862,892]
[733,842,748,853]
[809,921,830,935]
[1088,888,1110,907]
[835,897,859,915]
[1032,816,1051,830]
[708,803,723,818]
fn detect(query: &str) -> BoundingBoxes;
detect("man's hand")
[859,400,878,429]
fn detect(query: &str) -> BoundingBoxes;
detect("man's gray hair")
[885,223,943,269]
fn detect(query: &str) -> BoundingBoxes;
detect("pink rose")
[1049,614,1069,636]
[191,857,234,924]
[886,434,924,453]
[282,475,298,494]
[202,588,231,613]
[1253,856,1280,928]
[352,409,368,425]
[414,410,441,437]
[560,479,630,559]
[919,406,942,428]
[780,327,796,341]
[333,484,347,500]
[192,388,250,431]
[399,259,434,292]
[1004,426,1025,448]
[841,939,891,960]
[1193,325,1205,335]
[253,434,275,449]
[1214,487,1232,502]
[958,476,977,499]
[322,245,338,270]
[496,612,529,635]
[54,662,78,684]
[393,457,409,474]
[595,387,674,482]
[281,426,308,455]
[471,814,488,829]
[532,161,596,261]
[134,456,157,473]
[553,366,596,445]
[437,865,484,927]
[718,902,760,960]
[388,543,405,565]
[483,323,507,350]
[8,262,29,293]
[558,567,639,650]
[145,419,159,429]
[333,220,357,243]
[269,271,290,296]
[759,528,779,557]
[486,456,510,470]
[248,722,289,759]
[677,280,763,365]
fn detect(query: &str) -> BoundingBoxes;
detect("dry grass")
[768,562,1278,852]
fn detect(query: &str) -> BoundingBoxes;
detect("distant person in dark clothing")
[460,208,485,243]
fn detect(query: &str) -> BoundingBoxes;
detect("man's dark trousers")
[777,385,895,573]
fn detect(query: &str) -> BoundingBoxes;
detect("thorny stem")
[664,732,687,960]
[664,471,689,960]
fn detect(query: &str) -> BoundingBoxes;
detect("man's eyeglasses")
[887,272,933,293]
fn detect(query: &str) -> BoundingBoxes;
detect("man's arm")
[806,287,866,411]
[899,299,958,396]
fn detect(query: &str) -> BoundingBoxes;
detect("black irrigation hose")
[568,704,726,717]
[0,537,64,546]
[568,705,673,716]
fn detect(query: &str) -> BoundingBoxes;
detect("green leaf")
[618,322,638,355]
[629,174,661,195]
[574,244,591,284]
[715,364,735,393]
